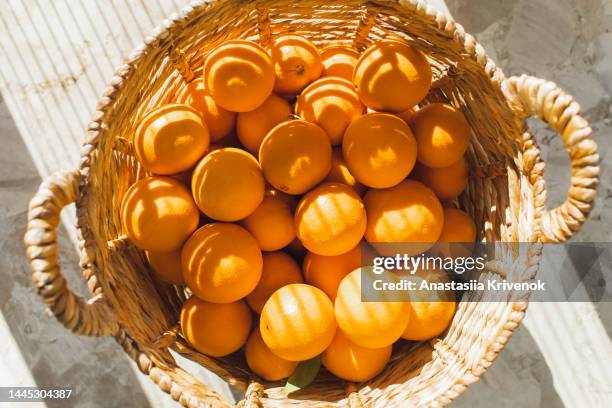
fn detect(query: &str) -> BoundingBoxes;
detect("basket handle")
[24,169,119,336]
[505,74,599,242]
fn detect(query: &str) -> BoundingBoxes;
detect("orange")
[134,104,210,175]
[145,250,184,285]
[430,208,477,258]
[285,238,307,259]
[203,40,275,112]
[396,107,416,124]
[246,252,303,314]
[265,187,297,210]
[260,283,336,361]
[246,328,298,381]
[335,268,410,348]
[410,103,471,168]
[303,244,361,300]
[237,94,292,154]
[322,330,391,382]
[320,46,359,81]
[242,190,296,251]
[437,208,476,243]
[180,296,251,357]
[171,167,195,187]
[342,113,417,188]
[353,39,432,112]
[191,147,265,221]
[295,77,364,145]
[401,269,456,341]
[364,180,443,255]
[324,148,366,195]
[270,35,322,95]
[182,223,263,303]
[120,176,199,252]
[295,183,366,256]
[259,120,332,195]
[176,78,236,141]
[216,131,241,148]
[207,143,223,153]
[410,157,468,201]
[170,144,221,186]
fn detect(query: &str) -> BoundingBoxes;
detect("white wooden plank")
[0,0,236,405]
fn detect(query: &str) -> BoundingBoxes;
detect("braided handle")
[24,169,119,336]
[505,75,599,242]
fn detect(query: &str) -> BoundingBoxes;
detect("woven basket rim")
[70,0,550,406]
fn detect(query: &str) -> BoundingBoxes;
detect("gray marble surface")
[449,1,612,406]
[0,0,611,407]
[0,96,161,407]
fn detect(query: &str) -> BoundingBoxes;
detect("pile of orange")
[121,35,477,384]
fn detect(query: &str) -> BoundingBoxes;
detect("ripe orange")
[396,107,416,124]
[295,183,366,256]
[242,190,296,251]
[303,244,361,300]
[175,78,236,141]
[401,269,456,341]
[260,283,336,361]
[324,148,366,195]
[430,208,477,258]
[236,94,292,154]
[342,113,417,188]
[335,268,410,348]
[203,40,275,112]
[320,46,359,81]
[171,168,194,187]
[353,39,432,112]
[295,77,364,145]
[120,176,199,252]
[264,187,297,209]
[180,296,251,357]
[285,237,307,259]
[246,252,303,314]
[171,144,221,186]
[246,328,298,381]
[410,103,471,168]
[134,104,210,175]
[322,330,391,382]
[437,208,476,242]
[270,35,322,95]
[145,250,184,285]
[364,180,444,256]
[182,223,263,303]
[191,147,265,221]
[216,131,241,148]
[259,120,332,195]
[410,157,468,201]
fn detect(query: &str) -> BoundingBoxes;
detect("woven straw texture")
[24,0,599,407]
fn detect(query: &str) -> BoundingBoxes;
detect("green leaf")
[282,355,322,396]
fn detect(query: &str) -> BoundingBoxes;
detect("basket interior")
[79,0,539,406]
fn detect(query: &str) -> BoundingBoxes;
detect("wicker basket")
[24,0,599,406]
